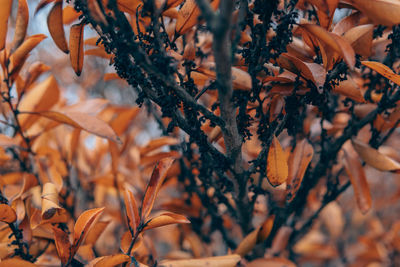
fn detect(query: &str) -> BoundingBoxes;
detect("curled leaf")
[41,182,62,220]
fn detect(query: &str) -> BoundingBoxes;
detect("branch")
[195,0,216,29]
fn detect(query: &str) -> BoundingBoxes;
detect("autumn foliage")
[1,0,400,266]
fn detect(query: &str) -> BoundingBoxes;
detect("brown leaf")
[140,137,180,156]
[267,136,288,187]
[84,220,110,245]
[73,207,105,252]
[0,134,18,147]
[11,0,29,51]
[0,0,12,50]
[69,23,84,76]
[159,254,241,267]
[349,0,400,26]
[52,226,72,266]
[93,254,130,267]
[23,110,121,143]
[141,158,175,219]
[123,188,140,232]
[352,139,400,172]
[277,53,326,91]
[47,1,69,53]
[117,0,142,13]
[362,61,400,86]
[144,212,190,230]
[286,139,314,202]
[342,143,372,214]
[0,203,17,223]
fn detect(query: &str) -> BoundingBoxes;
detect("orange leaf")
[123,188,140,232]
[352,139,400,172]
[247,257,296,267]
[349,0,400,26]
[0,134,18,147]
[267,136,288,187]
[23,110,121,143]
[63,5,82,25]
[73,207,105,252]
[0,203,17,223]
[9,34,47,74]
[176,0,219,35]
[140,136,180,156]
[48,1,69,53]
[342,143,372,214]
[52,226,72,266]
[93,254,130,267]
[144,212,190,230]
[11,0,29,51]
[0,0,12,50]
[332,77,365,102]
[362,61,400,86]
[0,259,37,267]
[84,220,110,245]
[286,139,314,202]
[141,158,175,219]
[159,254,241,267]
[69,23,84,76]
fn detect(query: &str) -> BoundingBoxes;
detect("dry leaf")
[349,0,400,26]
[52,226,72,266]
[0,0,12,50]
[48,1,69,53]
[0,259,37,267]
[246,257,296,267]
[41,182,62,220]
[144,212,190,230]
[362,61,400,86]
[267,136,288,187]
[69,23,84,76]
[0,203,17,223]
[11,0,29,51]
[73,207,105,253]
[93,254,130,267]
[352,139,400,172]
[141,157,175,219]
[159,254,241,267]
[123,188,140,232]
[286,139,314,202]
[342,143,372,214]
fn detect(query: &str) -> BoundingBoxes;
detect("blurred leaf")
[286,139,313,202]
[0,259,37,267]
[246,257,296,267]
[0,0,12,50]
[93,254,130,267]
[343,142,372,214]
[159,254,241,267]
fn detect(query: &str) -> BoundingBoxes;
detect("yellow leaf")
[267,136,288,187]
